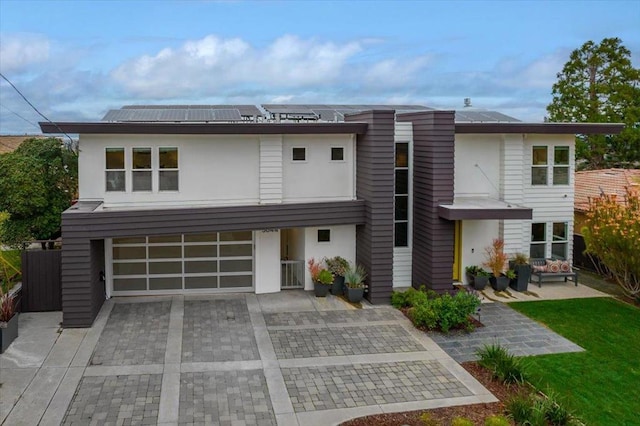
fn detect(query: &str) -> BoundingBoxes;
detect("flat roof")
[454,122,624,135]
[438,197,533,220]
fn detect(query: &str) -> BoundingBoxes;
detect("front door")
[452,221,462,281]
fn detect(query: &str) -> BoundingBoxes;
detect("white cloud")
[0,34,50,73]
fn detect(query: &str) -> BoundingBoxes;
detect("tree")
[0,137,78,247]
[547,37,640,169]
[582,188,640,301]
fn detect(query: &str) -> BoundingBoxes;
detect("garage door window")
[111,232,253,293]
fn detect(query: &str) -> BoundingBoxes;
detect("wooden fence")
[21,249,62,312]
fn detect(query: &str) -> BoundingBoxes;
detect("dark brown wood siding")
[61,200,366,327]
[21,250,62,312]
[346,111,395,304]
[397,111,456,292]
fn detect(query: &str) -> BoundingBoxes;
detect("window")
[530,223,546,258]
[159,147,179,191]
[553,147,569,185]
[530,222,569,259]
[394,142,409,247]
[552,222,568,259]
[105,148,125,191]
[531,146,547,185]
[317,229,330,242]
[331,147,344,161]
[292,147,306,161]
[132,148,152,191]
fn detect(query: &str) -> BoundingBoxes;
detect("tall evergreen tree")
[547,37,640,169]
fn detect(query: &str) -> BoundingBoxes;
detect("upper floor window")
[331,147,344,161]
[159,147,179,191]
[106,148,125,192]
[132,148,152,192]
[394,142,409,247]
[292,147,306,161]
[531,146,570,186]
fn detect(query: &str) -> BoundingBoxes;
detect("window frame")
[132,147,152,192]
[394,142,410,247]
[529,221,569,260]
[105,147,126,192]
[317,229,331,243]
[158,147,179,192]
[292,147,306,162]
[553,146,570,186]
[330,146,344,162]
[531,146,548,186]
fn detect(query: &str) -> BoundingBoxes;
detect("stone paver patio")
[2,292,589,426]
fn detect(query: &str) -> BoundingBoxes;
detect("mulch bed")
[340,362,525,425]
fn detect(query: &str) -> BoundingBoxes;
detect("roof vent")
[464,98,472,108]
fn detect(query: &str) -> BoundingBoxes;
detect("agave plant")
[344,264,367,289]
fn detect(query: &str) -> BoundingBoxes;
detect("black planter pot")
[346,286,364,303]
[331,275,345,295]
[473,275,489,290]
[490,276,510,291]
[509,264,531,292]
[314,282,331,297]
[0,313,19,353]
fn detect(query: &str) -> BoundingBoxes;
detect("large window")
[394,142,409,247]
[531,146,570,186]
[132,148,152,191]
[159,147,179,191]
[106,148,125,191]
[530,221,569,259]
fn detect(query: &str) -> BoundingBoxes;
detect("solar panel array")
[103,105,260,122]
[261,104,433,121]
[454,110,520,123]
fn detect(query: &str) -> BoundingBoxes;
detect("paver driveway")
[2,293,496,426]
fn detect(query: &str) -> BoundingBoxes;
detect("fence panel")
[21,249,62,312]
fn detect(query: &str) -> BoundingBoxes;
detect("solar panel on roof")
[159,109,187,121]
[213,109,242,121]
[186,109,215,121]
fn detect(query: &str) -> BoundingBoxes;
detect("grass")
[510,297,640,425]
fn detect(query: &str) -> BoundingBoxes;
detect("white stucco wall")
[254,230,281,294]
[454,134,501,199]
[460,220,500,284]
[303,225,356,290]
[282,134,355,202]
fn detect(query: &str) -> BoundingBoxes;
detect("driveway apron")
[2,293,497,426]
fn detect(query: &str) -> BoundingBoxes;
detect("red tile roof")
[575,168,640,211]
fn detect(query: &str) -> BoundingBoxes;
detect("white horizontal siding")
[394,122,414,285]
[260,136,283,204]
[393,248,412,287]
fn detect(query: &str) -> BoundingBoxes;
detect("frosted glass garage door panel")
[113,246,146,260]
[220,275,253,288]
[185,261,217,273]
[149,261,182,274]
[220,260,253,272]
[113,262,147,275]
[149,277,182,290]
[185,277,218,289]
[219,244,252,257]
[113,278,147,291]
[148,246,182,259]
[184,245,217,258]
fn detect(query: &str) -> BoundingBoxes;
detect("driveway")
[1,292,495,426]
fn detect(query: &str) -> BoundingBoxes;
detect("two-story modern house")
[40,105,622,327]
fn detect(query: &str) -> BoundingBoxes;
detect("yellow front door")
[453,221,462,281]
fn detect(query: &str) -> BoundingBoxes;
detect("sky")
[0,0,639,135]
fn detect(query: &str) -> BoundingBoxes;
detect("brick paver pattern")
[430,303,584,362]
[62,374,162,425]
[263,308,403,327]
[282,360,473,412]
[90,302,171,366]
[182,299,260,362]
[269,324,424,359]
[179,370,276,425]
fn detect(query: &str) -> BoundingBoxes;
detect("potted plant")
[325,256,349,295]
[0,292,18,353]
[308,258,333,297]
[483,238,510,291]
[465,265,480,286]
[473,268,491,290]
[508,252,531,292]
[344,264,367,303]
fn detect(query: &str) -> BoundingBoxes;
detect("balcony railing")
[281,260,304,289]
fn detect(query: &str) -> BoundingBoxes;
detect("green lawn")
[510,297,640,425]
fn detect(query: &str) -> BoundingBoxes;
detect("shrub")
[484,415,510,426]
[325,256,349,276]
[477,343,527,384]
[506,389,578,426]
[451,417,473,426]
[316,269,334,285]
[542,390,577,426]
[506,392,535,425]
[419,412,439,426]
[391,286,431,308]
[403,290,480,333]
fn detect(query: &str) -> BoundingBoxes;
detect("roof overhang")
[455,122,624,134]
[438,197,533,220]
[39,121,368,135]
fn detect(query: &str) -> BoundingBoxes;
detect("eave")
[454,122,625,135]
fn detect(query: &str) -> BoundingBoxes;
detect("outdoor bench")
[529,258,579,288]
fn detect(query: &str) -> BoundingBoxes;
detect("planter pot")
[490,276,510,291]
[465,272,475,286]
[313,282,331,297]
[331,275,345,295]
[0,313,19,353]
[473,275,489,290]
[346,286,364,303]
[510,264,531,292]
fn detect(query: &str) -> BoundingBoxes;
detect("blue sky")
[1,0,638,134]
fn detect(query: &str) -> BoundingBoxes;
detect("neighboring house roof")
[575,168,640,212]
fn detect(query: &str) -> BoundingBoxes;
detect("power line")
[0,72,74,144]
[0,102,40,129]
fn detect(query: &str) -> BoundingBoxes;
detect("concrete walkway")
[0,292,495,426]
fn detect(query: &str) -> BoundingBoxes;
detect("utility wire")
[0,102,40,129]
[0,72,74,145]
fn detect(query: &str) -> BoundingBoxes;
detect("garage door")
[109,231,253,295]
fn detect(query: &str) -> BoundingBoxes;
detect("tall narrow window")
[552,222,568,259]
[159,147,179,191]
[531,146,547,185]
[553,147,569,185]
[394,142,409,247]
[132,148,152,191]
[530,223,546,258]
[105,148,125,191]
